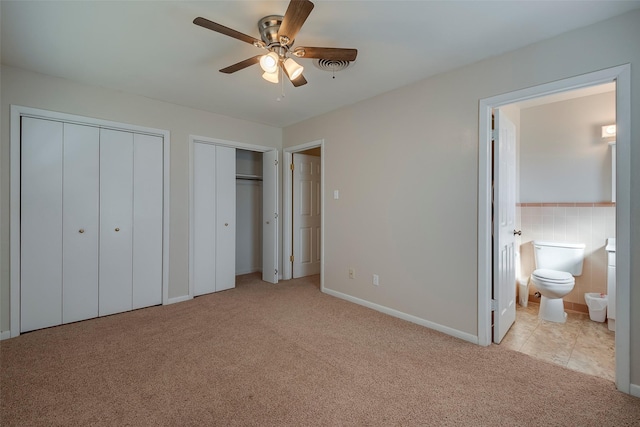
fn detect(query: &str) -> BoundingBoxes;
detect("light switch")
[334,190,339,200]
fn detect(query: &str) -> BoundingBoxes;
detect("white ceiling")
[2,1,639,128]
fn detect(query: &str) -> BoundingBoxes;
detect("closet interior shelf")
[236,174,263,181]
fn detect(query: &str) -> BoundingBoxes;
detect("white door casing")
[292,153,321,278]
[493,109,517,344]
[262,150,279,284]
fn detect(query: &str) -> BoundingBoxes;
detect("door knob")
[115,227,120,232]
[266,221,270,225]
[79,229,85,234]
[513,230,522,236]
[224,223,228,227]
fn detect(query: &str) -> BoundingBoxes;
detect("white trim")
[165,295,193,305]
[10,105,171,337]
[630,384,640,399]
[0,331,11,341]
[324,288,479,344]
[188,135,279,299]
[477,65,631,394]
[283,140,325,289]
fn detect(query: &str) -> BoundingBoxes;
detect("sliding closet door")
[193,142,217,296]
[262,150,279,284]
[62,123,100,323]
[20,118,64,332]
[99,129,134,316]
[132,134,163,308]
[215,146,236,291]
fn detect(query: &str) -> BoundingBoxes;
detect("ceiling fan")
[193,0,358,87]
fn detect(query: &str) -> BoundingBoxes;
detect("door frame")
[477,65,631,394]
[9,105,171,338]
[282,140,324,288]
[188,134,279,297]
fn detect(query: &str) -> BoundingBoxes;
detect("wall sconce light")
[601,124,616,138]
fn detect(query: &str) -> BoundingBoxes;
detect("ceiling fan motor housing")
[258,15,288,48]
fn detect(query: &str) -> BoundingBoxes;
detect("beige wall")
[520,92,616,203]
[283,10,640,382]
[0,66,282,331]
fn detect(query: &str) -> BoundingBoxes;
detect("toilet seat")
[532,268,574,284]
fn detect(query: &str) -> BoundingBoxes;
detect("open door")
[262,150,279,284]
[493,109,517,343]
[292,153,321,278]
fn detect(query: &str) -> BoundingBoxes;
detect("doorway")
[498,83,616,381]
[283,140,325,288]
[477,65,631,394]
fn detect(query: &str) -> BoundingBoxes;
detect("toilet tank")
[532,241,586,276]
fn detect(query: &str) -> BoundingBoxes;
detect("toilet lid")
[532,269,573,283]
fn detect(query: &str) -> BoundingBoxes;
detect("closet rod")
[236,174,263,181]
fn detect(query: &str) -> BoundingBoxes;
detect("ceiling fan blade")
[220,55,262,74]
[293,47,357,61]
[277,0,314,45]
[193,17,263,47]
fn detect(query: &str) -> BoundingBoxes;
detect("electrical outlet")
[373,274,379,286]
[349,268,355,279]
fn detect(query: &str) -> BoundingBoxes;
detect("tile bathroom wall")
[516,203,615,308]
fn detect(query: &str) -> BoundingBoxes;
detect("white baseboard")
[630,383,640,398]
[165,295,192,305]
[1,330,12,341]
[322,288,479,345]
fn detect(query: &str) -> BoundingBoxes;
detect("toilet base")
[539,296,567,323]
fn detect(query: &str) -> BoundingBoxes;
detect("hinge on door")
[290,163,294,171]
[275,159,278,166]
[491,299,498,311]
[274,213,278,219]
[275,269,278,275]
[290,255,294,262]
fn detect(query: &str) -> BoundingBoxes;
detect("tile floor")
[500,302,615,381]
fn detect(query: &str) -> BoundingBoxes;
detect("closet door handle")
[79,229,85,234]
[224,223,229,227]
[115,227,120,232]
[266,221,270,225]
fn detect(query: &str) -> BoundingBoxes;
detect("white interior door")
[193,142,217,296]
[493,109,517,344]
[262,150,279,284]
[20,117,64,332]
[292,153,321,278]
[215,146,236,291]
[132,133,164,308]
[62,123,100,324]
[99,129,134,316]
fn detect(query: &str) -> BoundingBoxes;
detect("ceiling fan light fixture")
[259,51,279,73]
[262,70,279,84]
[284,58,304,80]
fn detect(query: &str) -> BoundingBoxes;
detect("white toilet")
[531,241,586,323]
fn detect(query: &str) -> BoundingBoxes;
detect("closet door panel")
[20,117,64,332]
[193,143,217,296]
[215,146,236,291]
[62,123,100,323]
[99,129,134,316]
[132,134,163,309]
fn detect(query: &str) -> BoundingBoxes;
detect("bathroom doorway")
[477,65,631,393]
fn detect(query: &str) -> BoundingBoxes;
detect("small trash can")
[585,293,608,322]
[518,277,530,307]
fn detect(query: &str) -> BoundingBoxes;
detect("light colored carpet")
[1,273,639,426]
